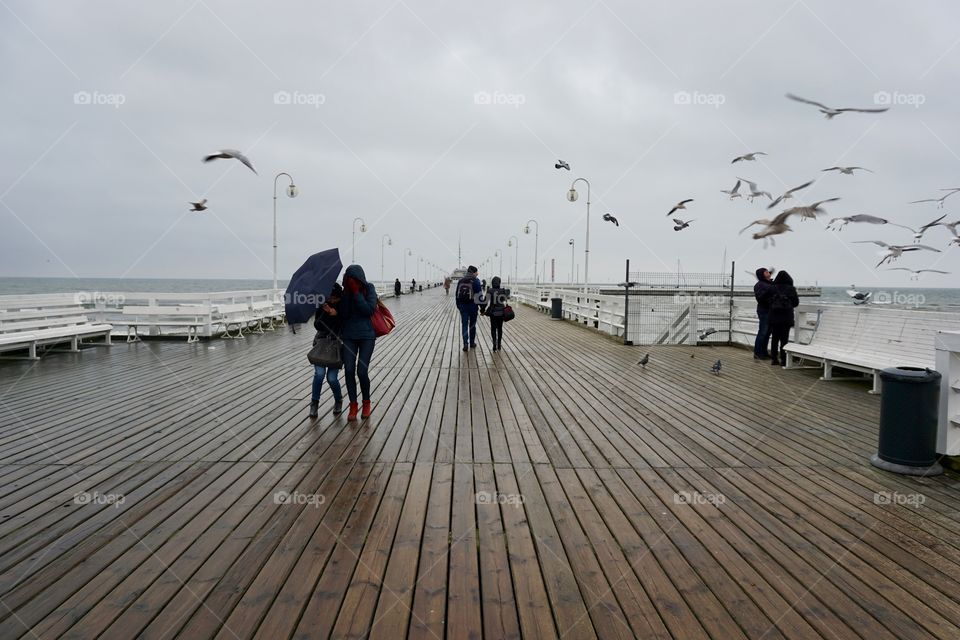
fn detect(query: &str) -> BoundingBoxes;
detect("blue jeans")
[459,307,478,346]
[754,309,771,357]
[341,338,375,402]
[311,365,342,403]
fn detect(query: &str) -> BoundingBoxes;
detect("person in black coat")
[482,276,511,352]
[309,283,344,417]
[394,278,402,297]
[768,270,800,366]
[753,267,775,359]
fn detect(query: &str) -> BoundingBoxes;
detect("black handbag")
[308,333,342,367]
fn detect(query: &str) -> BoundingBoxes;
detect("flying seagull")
[667,199,694,216]
[602,213,619,226]
[555,159,570,170]
[782,197,840,222]
[672,218,694,231]
[767,180,815,209]
[699,328,717,340]
[740,199,838,246]
[908,188,960,208]
[637,353,649,368]
[203,149,257,174]
[731,152,767,164]
[710,360,721,375]
[785,93,890,119]
[852,240,941,267]
[826,214,911,232]
[822,166,873,175]
[846,286,872,304]
[907,214,947,242]
[188,198,208,212]
[737,178,772,202]
[721,179,742,200]
[886,267,951,280]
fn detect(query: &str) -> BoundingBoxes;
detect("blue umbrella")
[284,248,343,325]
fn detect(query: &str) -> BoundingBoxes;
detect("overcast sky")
[2,0,959,288]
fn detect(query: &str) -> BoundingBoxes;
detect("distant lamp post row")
[524,219,539,284]
[352,217,367,264]
[566,178,590,288]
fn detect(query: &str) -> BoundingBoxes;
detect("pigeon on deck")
[711,360,721,375]
[637,353,649,368]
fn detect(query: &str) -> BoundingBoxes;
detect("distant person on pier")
[411,278,416,293]
[443,276,451,295]
[309,283,343,418]
[483,276,510,352]
[394,278,402,297]
[455,265,483,351]
[340,265,378,421]
[753,267,775,360]
[768,271,800,366]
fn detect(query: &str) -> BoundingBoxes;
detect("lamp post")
[568,238,575,283]
[272,172,298,293]
[403,248,412,281]
[507,235,519,284]
[380,234,392,284]
[566,178,591,288]
[352,217,367,263]
[418,256,424,281]
[523,220,539,284]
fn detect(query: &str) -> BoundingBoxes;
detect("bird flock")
[557,93,957,281]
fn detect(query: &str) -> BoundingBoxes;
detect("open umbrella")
[284,248,343,325]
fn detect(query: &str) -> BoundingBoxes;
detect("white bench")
[122,305,218,343]
[784,306,960,393]
[0,307,112,359]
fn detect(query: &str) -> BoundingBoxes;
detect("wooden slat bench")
[0,307,112,359]
[785,305,960,393]
[122,305,218,343]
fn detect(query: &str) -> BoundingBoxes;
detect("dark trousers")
[770,324,791,362]
[490,316,504,347]
[459,307,478,346]
[754,309,771,357]
[341,337,375,402]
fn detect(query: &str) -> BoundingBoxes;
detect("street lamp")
[352,217,367,263]
[507,235,519,284]
[418,256,424,281]
[380,234,392,284]
[403,248,412,281]
[272,172,298,293]
[494,250,502,277]
[568,238,575,283]
[523,220,539,284]
[566,178,591,288]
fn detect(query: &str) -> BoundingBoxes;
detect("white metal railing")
[935,331,960,455]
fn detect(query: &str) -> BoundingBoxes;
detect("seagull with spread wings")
[721,179,742,200]
[555,159,570,170]
[667,199,694,216]
[886,267,951,280]
[909,188,960,208]
[203,149,257,174]
[822,166,873,175]
[672,218,694,231]
[737,178,772,202]
[825,214,911,232]
[785,93,890,119]
[853,240,941,267]
[189,198,208,212]
[731,152,767,164]
[767,180,815,209]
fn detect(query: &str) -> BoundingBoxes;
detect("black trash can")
[870,366,943,476]
[550,297,563,319]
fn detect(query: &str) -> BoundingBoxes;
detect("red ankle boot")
[361,400,372,419]
[347,402,359,421]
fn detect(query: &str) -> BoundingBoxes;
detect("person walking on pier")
[309,283,344,418]
[443,276,451,296]
[768,270,799,366]
[411,278,416,293]
[483,276,510,352]
[455,265,483,351]
[753,267,774,360]
[340,264,378,421]
[394,278,402,297]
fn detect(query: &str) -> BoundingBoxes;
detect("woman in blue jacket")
[339,264,378,421]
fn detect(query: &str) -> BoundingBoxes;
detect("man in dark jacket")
[753,267,775,359]
[769,271,800,366]
[340,264,379,421]
[393,278,402,297]
[455,265,483,351]
[483,276,510,352]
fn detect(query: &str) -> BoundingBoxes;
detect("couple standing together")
[455,265,511,352]
[753,267,800,366]
[309,265,377,421]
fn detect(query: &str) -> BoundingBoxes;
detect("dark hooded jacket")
[340,264,378,340]
[769,271,800,326]
[754,267,775,312]
[484,277,511,317]
[314,283,343,336]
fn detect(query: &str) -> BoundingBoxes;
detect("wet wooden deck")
[1,288,959,639]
